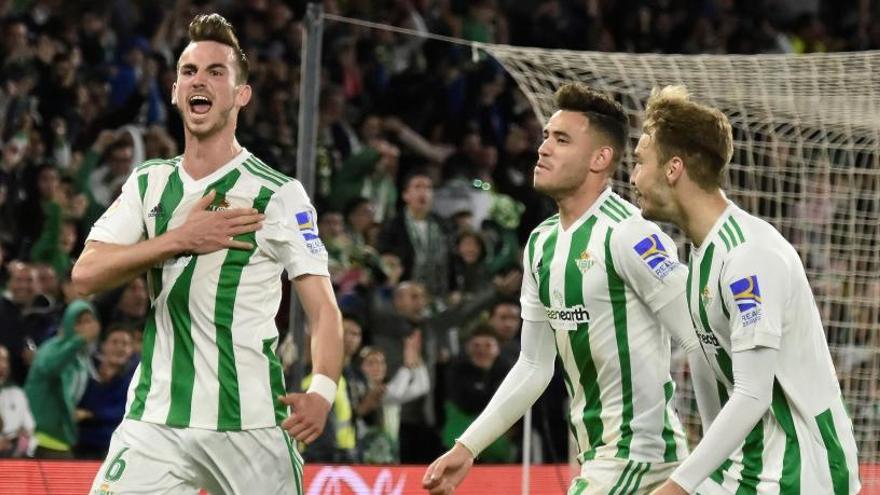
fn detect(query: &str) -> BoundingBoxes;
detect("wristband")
[307,373,337,405]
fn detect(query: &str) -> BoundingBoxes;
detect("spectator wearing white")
[0,344,35,457]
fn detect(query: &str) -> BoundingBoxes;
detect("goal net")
[481,44,880,468]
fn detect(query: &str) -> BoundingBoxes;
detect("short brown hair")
[554,82,628,167]
[643,86,733,190]
[187,13,249,83]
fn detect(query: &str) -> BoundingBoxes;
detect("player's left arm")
[258,181,343,443]
[658,245,789,494]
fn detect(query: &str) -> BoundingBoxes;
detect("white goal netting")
[482,45,880,468]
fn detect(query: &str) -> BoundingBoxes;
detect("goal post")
[481,44,880,466]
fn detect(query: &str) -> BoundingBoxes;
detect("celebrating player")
[72,14,342,495]
[630,86,860,494]
[423,82,713,495]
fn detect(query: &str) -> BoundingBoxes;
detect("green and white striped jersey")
[87,149,329,431]
[521,188,689,464]
[687,202,860,494]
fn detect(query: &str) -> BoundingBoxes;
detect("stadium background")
[0,0,878,493]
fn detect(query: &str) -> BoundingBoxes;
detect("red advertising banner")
[0,461,877,494]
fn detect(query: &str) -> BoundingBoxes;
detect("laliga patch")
[295,210,326,254]
[730,275,763,326]
[633,234,677,280]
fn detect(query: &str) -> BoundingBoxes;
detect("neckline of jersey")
[691,200,738,256]
[557,186,613,236]
[178,148,252,191]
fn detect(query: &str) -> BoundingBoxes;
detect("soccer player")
[423,82,713,495]
[72,14,343,495]
[630,86,860,495]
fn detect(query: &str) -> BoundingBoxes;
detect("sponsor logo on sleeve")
[633,233,677,280]
[730,275,763,326]
[296,210,326,254]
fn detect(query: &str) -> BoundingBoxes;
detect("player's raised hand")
[422,443,474,495]
[175,190,265,253]
[279,392,332,444]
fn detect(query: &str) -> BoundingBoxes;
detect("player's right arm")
[423,239,556,494]
[73,180,263,295]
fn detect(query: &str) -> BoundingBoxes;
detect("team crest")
[730,275,763,326]
[98,483,114,495]
[633,234,677,280]
[208,196,231,211]
[575,249,595,274]
[701,286,712,307]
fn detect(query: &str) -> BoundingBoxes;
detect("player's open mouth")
[189,95,213,115]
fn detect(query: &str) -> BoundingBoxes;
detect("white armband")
[307,374,338,405]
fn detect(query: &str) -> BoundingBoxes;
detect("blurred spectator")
[75,323,136,459]
[378,171,451,301]
[487,299,522,365]
[350,335,429,464]
[96,276,149,331]
[442,324,513,462]
[449,230,491,297]
[0,344,34,458]
[0,261,56,384]
[25,300,100,458]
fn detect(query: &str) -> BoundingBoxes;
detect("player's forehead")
[545,109,589,134]
[635,133,654,155]
[177,40,236,69]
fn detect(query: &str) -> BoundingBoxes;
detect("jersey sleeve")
[719,244,786,352]
[520,233,548,323]
[257,180,330,279]
[610,218,688,311]
[85,171,145,245]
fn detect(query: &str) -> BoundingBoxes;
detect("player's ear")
[171,82,177,105]
[235,83,252,107]
[666,156,685,185]
[589,145,614,174]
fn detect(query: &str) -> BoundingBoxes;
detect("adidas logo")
[148,205,163,218]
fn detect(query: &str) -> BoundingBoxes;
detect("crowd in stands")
[0,0,876,464]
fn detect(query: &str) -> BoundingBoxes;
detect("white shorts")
[90,419,304,495]
[567,457,681,495]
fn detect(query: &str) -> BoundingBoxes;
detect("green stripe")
[771,381,801,493]
[696,243,734,383]
[719,276,731,320]
[717,227,732,250]
[127,308,157,419]
[604,227,634,459]
[626,463,651,494]
[603,197,627,219]
[128,170,185,420]
[816,408,849,495]
[661,381,679,462]
[723,222,739,248]
[243,159,284,187]
[137,174,148,201]
[608,461,635,495]
[214,185,273,430]
[556,335,582,448]
[729,216,746,243]
[136,158,176,171]
[735,422,765,495]
[251,157,291,183]
[263,337,288,423]
[565,218,604,459]
[570,478,588,495]
[282,430,303,491]
[166,170,242,426]
[527,233,540,284]
[606,196,632,218]
[615,462,645,495]
[537,228,558,307]
[165,258,198,426]
[600,205,623,223]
